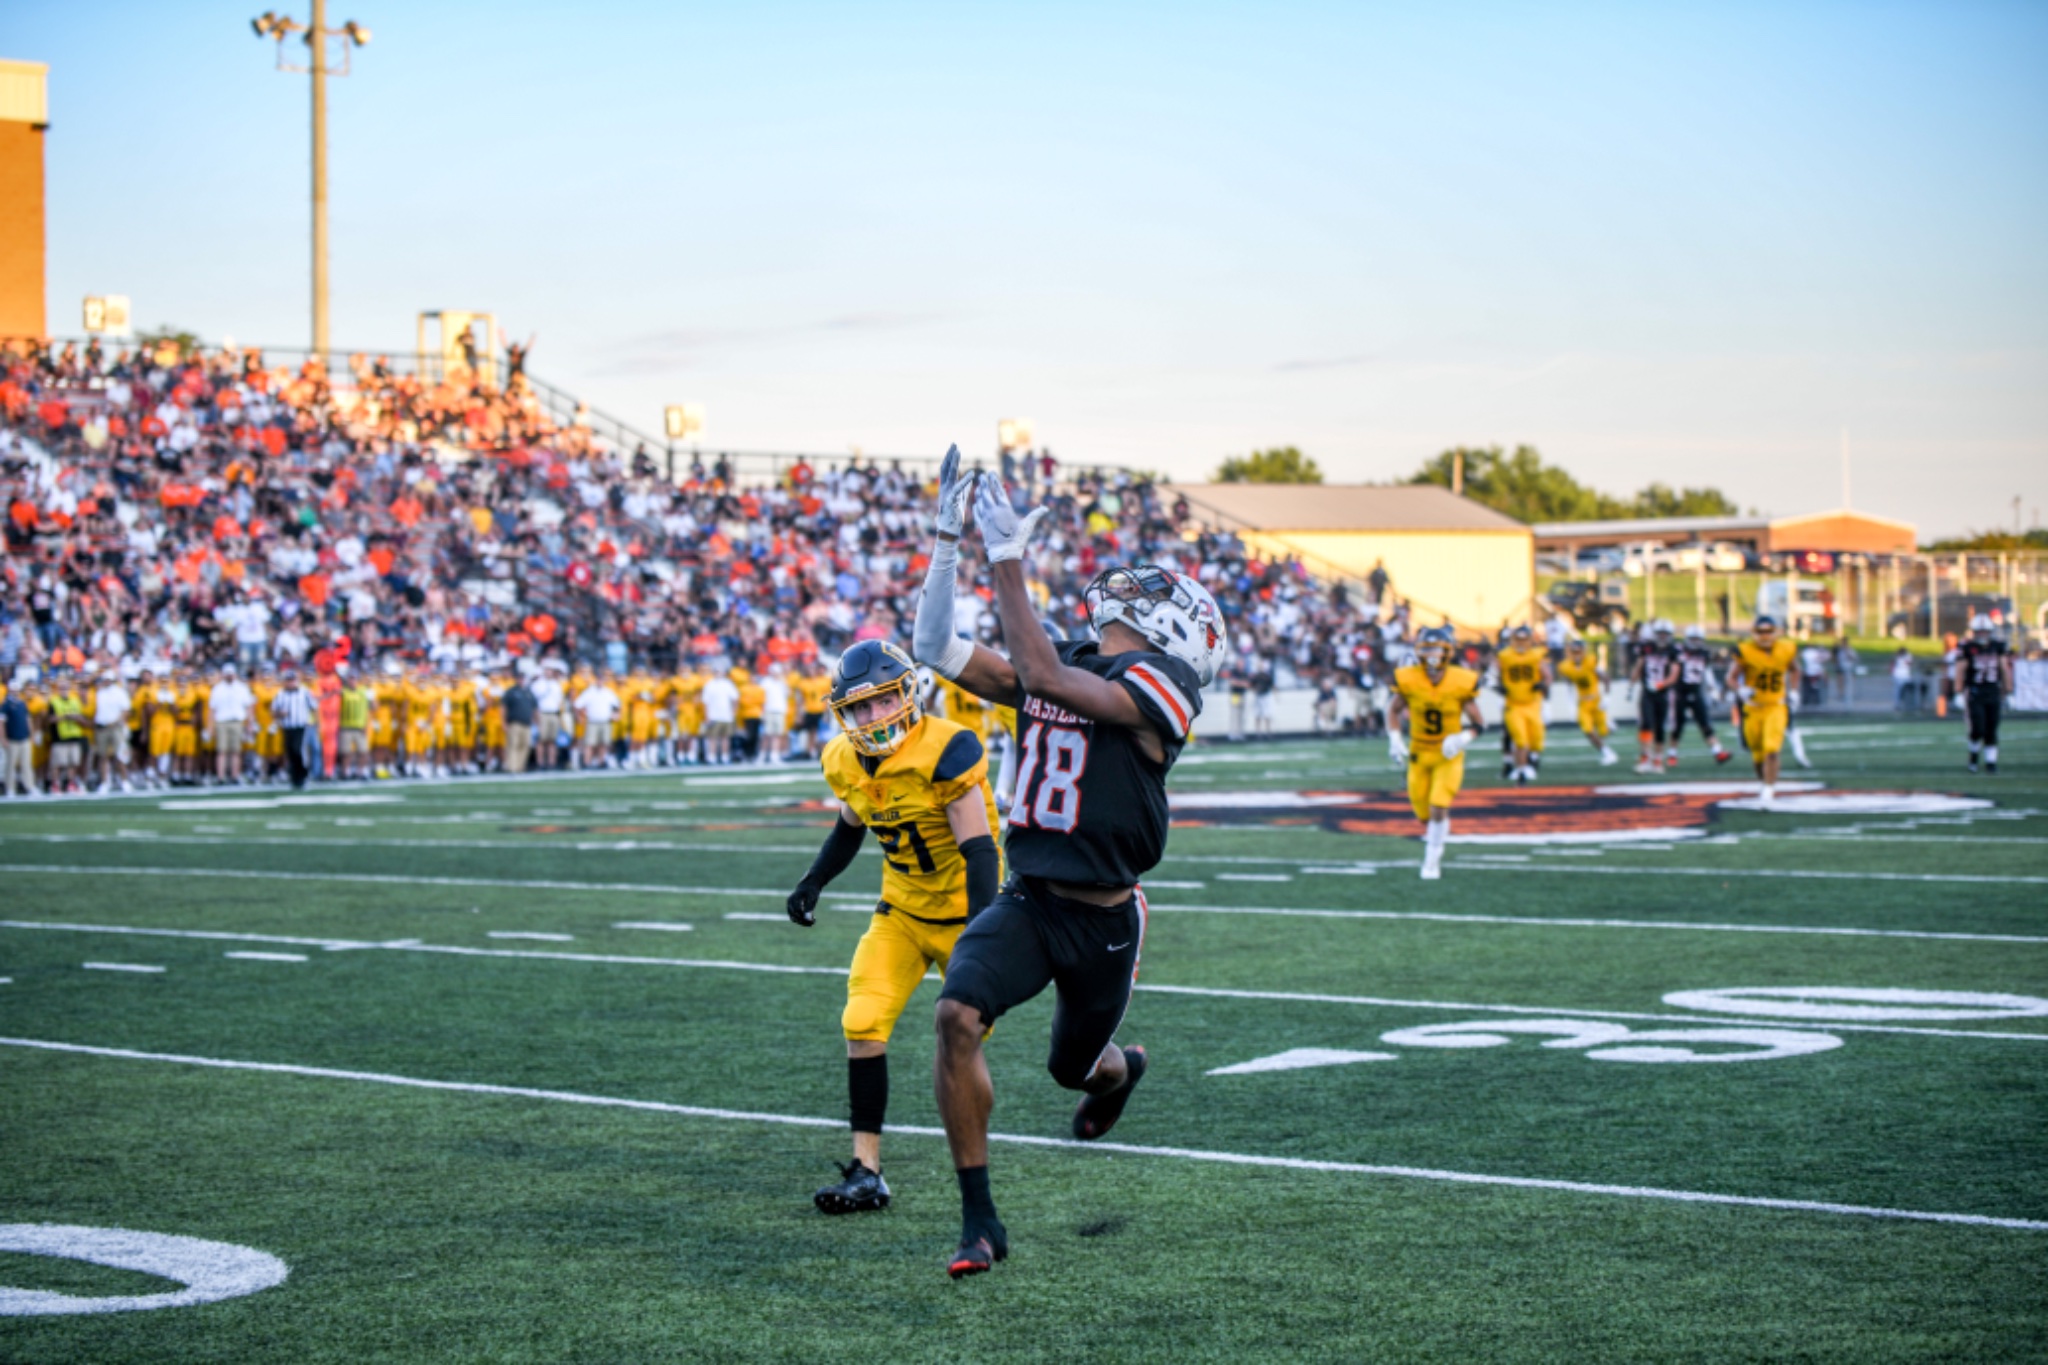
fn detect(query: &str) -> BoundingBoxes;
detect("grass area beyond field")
[1,717,2044,1362]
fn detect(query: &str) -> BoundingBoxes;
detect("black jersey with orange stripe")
[1004,641,1203,889]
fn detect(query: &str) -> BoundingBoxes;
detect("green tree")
[1408,445,1741,524]
[136,325,202,361]
[1627,482,1740,518]
[1407,445,1620,522]
[1922,528,2048,552]
[1214,446,1323,484]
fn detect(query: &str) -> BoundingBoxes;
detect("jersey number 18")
[1009,721,1087,833]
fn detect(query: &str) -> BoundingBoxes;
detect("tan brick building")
[0,60,48,342]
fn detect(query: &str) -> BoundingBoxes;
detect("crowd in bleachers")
[0,335,1429,791]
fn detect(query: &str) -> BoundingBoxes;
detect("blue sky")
[7,1,2045,536]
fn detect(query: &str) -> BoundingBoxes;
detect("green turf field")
[2,716,2044,1362]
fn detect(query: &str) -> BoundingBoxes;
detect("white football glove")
[972,474,1049,564]
[1388,730,1409,766]
[1441,730,1474,760]
[933,444,972,539]
[1735,684,1755,704]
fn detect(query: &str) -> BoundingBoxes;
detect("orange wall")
[1766,514,1915,556]
[0,119,45,340]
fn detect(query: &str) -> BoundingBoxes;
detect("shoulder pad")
[931,726,986,784]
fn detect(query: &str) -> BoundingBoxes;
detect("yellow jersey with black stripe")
[1556,655,1601,697]
[1496,647,1548,706]
[1394,664,1480,751]
[1737,638,1797,711]
[821,715,1000,923]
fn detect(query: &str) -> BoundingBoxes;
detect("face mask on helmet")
[829,645,922,757]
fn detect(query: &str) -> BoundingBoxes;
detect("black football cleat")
[947,1221,1008,1279]
[1967,759,1980,774]
[814,1160,890,1215]
[1072,1045,1148,1141]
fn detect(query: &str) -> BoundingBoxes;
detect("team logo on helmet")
[829,640,923,757]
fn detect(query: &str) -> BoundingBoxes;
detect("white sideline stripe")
[486,931,575,942]
[5,919,2044,1043]
[224,951,308,963]
[1454,863,2048,887]
[613,921,694,932]
[0,1035,2038,1232]
[723,913,787,922]
[1,861,2040,944]
[81,963,164,974]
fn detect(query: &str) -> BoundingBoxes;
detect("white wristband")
[933,634,974,681]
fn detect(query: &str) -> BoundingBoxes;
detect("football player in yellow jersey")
[1387,627,1486,881]
[170,670,205,782]
[252,669,281,781]
[1493,624,1551,784]
[670,666,706,765]
[1727,614,1798,806]
[1555,638,1619,766]
[784,640,1002,1217]
[404,674,441,776]
[794,666,833,759]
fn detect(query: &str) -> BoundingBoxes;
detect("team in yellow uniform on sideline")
[1728,614,1799,806]
[782,640,1003,1217]
[1555,638,1619,766]
[1493,624,1552,785]
[1388,626,1486,881]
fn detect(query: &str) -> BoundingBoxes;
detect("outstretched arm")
[912,446,1022,707]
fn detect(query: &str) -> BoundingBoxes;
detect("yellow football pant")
[1742,706,1787,758]
[843,909,963,1043]
[1406,748,1465,820]
[1577,698,1609,738]
[1504,702,1545,753]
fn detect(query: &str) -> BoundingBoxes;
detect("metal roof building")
[1167,484,1536,630]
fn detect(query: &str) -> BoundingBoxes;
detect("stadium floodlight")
[247,1,372,359]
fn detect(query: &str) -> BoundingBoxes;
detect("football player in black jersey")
[910,446,1222,1279]
[1952,613,2014,773]
[1629,620,1679,773]
[1668,625,1732,766]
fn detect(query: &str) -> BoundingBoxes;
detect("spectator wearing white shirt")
[90,673,132,791]
[700,671,740,765]
[759,665,790,764]
[275,622,310,665]
[532,662,566,770]
[575,672,622,769]
[209,665,256,783]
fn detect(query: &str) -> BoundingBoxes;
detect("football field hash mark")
[2,1035,2041,1232]
[81,963,165,974]
[223,952,308,963]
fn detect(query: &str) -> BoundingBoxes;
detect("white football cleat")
[1419,863,1442,881]
[1598,747,1618,767]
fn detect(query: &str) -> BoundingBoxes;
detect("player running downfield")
[1728,614,1798,806]
[912,447,1221,1280]
[1630,620,1678,773]
[1388,626,1486,881]
[1493,624,1549,784]
[783,639,1003,1217]
[1554,638,1618,765]
[1669,624,1731,766]
[1953,613,2014,774]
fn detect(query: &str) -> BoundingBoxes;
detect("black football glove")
[786,880,821,927]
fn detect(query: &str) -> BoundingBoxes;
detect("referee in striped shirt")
[275,670,315,789]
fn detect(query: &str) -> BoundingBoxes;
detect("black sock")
[956,1165,998,1226]
[848,1053,887,1141]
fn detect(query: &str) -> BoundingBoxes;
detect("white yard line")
[0,1035,2038,1232]
[613,921,694,932]
[4,863,2044,941]
[224,951,308,963]
[5,919,2044,1043]
[486,931,576,942]
[80,962,164,974]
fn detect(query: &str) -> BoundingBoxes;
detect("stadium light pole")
[251,5,371,359]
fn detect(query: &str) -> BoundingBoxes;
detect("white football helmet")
[1969,613,1994,636]
[1683,624,1705,641]
[1086,564,1228,686]
[1653,619,1675,639]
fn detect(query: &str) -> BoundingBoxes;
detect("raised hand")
[971,474,1049,564]
[934,444,972,540]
